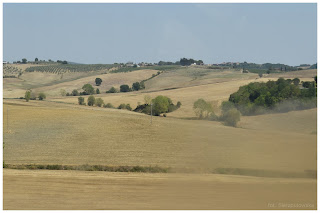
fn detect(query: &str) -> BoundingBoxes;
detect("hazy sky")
[3,3,317,65]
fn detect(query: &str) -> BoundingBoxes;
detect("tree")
[152,95,170,116]
[95,98,104,107]
[120,84,130,92]
[177,101,182,108]
[82,84,95,95]
[25,90,31,102]
[258,72,263,78]
[96,88,100,94]
[302,81,311,88]
[193,99,214,119]
[223,108,241,127]
[22,58,27,64]
[35,58,39,62]
[132,82,141,91]
[71,89,79,96]
[106,87,117,93]
[38,92,46,100]
[293,78,300,86]
[95,78,103,86]
[87,95,96,106]
[140,81,145,89]
[78,97,85,105]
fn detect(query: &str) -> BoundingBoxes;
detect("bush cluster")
[229,77,317,115]
[134,96,181,116]
[24,91,46,101]
[77,96,132,111]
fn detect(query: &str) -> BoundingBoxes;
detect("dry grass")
[145,67,257,90]
[3,169,316,210]
[49,76,315,119]
[3,66,317,210]
[4,100,316,173]
[267,69,317,79]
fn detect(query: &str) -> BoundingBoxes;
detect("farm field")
[49,75,316,119]
[3,99,316,172]
[3,65,317,210]
[3,169,316,210]
[3,63,120,98]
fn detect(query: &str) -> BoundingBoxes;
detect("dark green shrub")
[293,78,300,86]
[132,82,141,91]
[120,84,130,92]
[95,78,102,86]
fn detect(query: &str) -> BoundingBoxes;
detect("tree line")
[78,94,181,117]
[228,77,317,115]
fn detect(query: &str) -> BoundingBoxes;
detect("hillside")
[3,64,317,210]
[3,99,316,173]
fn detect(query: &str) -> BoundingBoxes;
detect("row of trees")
[15,58,68,64]
[179,58,204,66]
[78,95,132,110]
[78,94,182,117]
[65,81,146,97]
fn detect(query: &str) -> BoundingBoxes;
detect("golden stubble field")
[3,99,316,172]
[3,169,316,210]
[3,67,317,210]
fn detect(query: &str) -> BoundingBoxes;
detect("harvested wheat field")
[3,66,317,210]
[3,99,316,172]
[3,169,316,210]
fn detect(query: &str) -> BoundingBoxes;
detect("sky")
[3,3,317,65]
